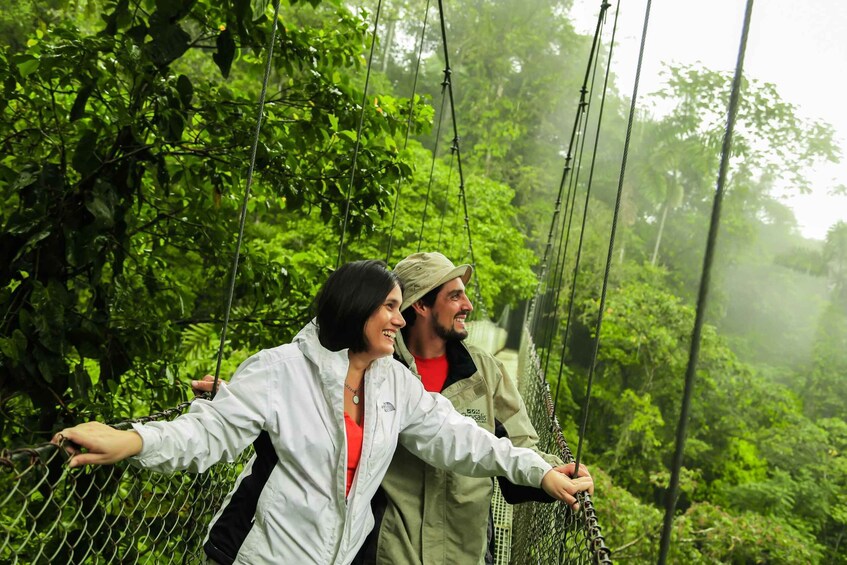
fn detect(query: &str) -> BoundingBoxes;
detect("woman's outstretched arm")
[52,352,274,473]
[52,422,142,468]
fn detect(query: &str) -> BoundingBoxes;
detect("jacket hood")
[293,319,395,382]
[293,320,348,376]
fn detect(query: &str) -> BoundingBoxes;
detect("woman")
[53,260,593,565]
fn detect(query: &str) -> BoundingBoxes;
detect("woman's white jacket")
[131,322,552,564]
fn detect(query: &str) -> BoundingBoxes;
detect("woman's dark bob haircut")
[316,260,403,353]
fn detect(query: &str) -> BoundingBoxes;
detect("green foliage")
[672,502,824,564]
[652,64,840,195]
[825,221,847,299]
[0,0,419,440]
[252,139,539,316]
[774,245,826,277]
[603,389,665,478]
[0,0,73,53]
[380,0,591,245]
[718,260,828,370]
[556,256,847,561]
[594,472,824,564]
[591,467,663,562]
[620,64,841,301]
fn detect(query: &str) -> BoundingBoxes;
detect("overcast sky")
[569,0,847,240]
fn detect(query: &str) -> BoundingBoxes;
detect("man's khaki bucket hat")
[394,252,473,311]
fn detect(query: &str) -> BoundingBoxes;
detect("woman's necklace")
[345,382,362,405]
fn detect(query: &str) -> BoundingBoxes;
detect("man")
[357,252,588,565]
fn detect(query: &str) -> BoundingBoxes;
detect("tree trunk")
[380,18,396,74]
[651,200,670,266]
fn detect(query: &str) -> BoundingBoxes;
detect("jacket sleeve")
[486,355,565,503]
[394,367,552,488]
[129,353,272,474]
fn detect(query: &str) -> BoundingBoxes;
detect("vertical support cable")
[571,0,653,479]
[540,101,587,374]
[657,1,755,562]
[540,2,611,380]
[552,0,622,410]
[211,0,282,397]
[528,0,610,339]
[436,0,485,317]
[417,86,450,252]
[337,0,384,267]
[542,11,609,377]
[385,0,432,264]
[437,145,457,250]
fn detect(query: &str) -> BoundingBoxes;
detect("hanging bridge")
[0,0,766,562]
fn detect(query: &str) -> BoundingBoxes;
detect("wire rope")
[211,0,282,397]
[448,148,465,259]
[528,0,611,337]
[533,2,610,363]
[385,0,432,264]
[436,145,457,251]
[337,0,384,267]
[539,86,591,374]
[436,0,485,317]
[416,77,451,252]
[552,0,621,413]
[541,16,607,379]
[657,1,755,562]
[570,0,654,484]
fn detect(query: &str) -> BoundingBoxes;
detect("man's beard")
[431,312,469,342]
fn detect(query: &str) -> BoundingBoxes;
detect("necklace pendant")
[352,395,360,405]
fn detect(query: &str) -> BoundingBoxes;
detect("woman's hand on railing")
[51,422,143,468]
[540,462,594,511]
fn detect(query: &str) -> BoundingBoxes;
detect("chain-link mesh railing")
[504,324,612,564]
[2,325,609,564]
[0,400,251,564]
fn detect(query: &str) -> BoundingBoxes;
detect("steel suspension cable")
[541,17,607,378]
[416,78,451,252]
[448,203,462,259]
[540,96,591,366]
[530,0,611,351]
[436,0,485,317]
[539,71,595,375]
[212,0,282,397]
[337,0,384,268]
[436,145,457,251]
[385,0,432,264]
[552,0,622,411]
[658,2,755,562]
[571,0,653,485]
[528,0,611,337]
[447,146,466,258]
[533,137,583,343]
